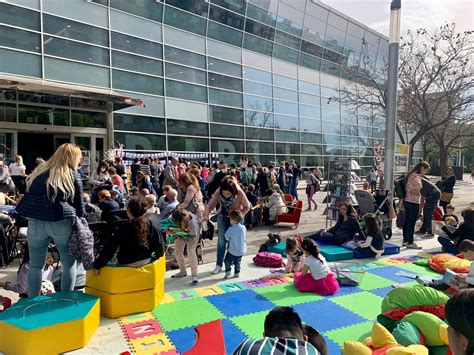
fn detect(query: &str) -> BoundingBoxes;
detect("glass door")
[71,134,106,177]
[0,131,16,163]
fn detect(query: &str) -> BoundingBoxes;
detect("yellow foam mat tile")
[129,333,175,354]
[195,286,225,297]
[160,294,175,304]
[120,312,155,325]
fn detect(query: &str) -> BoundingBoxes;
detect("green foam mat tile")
[358,273,396,291]
[394,262,441,277]
[152,297,224,332]
[331,291,383,320]
[254,282,323,306]
[230,310,269,338]
[168,289,200,301]
[324,321,374,345]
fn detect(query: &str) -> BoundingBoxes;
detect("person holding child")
[294,239,339,295]
[224,211,247,279]
[285,236,305,273]
[356,214,385,258]
[169,209,201,284]
[437,207,474,254]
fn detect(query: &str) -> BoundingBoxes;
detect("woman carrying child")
[285,236,305,273]
[294,239,339,295]
[356,214,385,258]
[93,196,164,272]
[169,209,201,284]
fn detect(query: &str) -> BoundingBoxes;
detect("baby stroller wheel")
[383,229,392,240]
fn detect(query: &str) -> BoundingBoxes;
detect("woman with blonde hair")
[9,155,27,194]
[16,143,85,297]
[178,172,204,221]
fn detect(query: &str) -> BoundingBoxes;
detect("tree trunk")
[439,148,449,177]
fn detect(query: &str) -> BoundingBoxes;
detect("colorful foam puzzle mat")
[267,242,286,256]
[116,255,440,354]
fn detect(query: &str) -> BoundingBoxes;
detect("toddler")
[285,236,305,273]
[224,211,247,278]
[444,204,459,225]
[356,214,385,258]
[145,194,158,214]
[294,239,339,295]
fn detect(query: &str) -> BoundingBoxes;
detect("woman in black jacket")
[438,166,456,213]
[438,208,474,254]
[308,202,365,245]
[16,143,85,297]
[93,196,164,271]
[254,167,270,197]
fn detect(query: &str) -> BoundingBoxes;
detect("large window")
[0,26,41,53]
[210,124,244,139]
[207,20,243,47]
[243,34,273,56]
[113,70,164,95]
[168,136,209,152]
[244,95,273,112]
[274,100,298,116]
[0,49,41,78]
[209,89,243,108]
[244,81,272,97]
[246,141,274,154]
[166,0,209,17]
[273,44,299,64]
[212,139,244,153]
[245,19,275,40]
[245,127,274,141]
[167,119,209,136]
[243,67,272,84]
[165,63,206,85]
[0,3,40,31]
[246,3,276,26]
[112,51,163,76]
[111,32,162,59]
[45,58,110,87]
[275,30,301,50]
[43,14,108,46]
[245,111,274,128]
[110,0,162,23]
[274,115,298,130]
[275,130,299,142]
[164,46,206,69]
[71,110,106,128]
[164,5,207,35]
[207,57,242,77]
[209,5,245,30]
[114,132,165,151]
[209,105,244,125]
[114,114,165,133]
[210,0,246,14]
[44,37,109,65]
[166,80,207,102]
[273,87,297,101]
[208,73,243,91]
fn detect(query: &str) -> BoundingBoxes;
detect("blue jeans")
[27,218,76,297]
[403,201,419,244]
[224,252,242,274]
[290,179,298,199]
[438,236,457,254]
[216,214,231,267]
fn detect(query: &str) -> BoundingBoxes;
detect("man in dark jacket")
[416,177,441,238]
[206,161,228,198]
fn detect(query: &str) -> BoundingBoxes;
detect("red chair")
[275,200,303,228]
[283,194,293,205]
[183,319,226,355]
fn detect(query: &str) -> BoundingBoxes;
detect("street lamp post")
[383,0,401,190]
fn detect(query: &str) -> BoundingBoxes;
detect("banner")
[394,144,410,174]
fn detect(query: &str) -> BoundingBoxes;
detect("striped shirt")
[233,337,320,355]
[139,164,151,176]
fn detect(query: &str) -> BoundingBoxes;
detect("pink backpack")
[253,252,285,267]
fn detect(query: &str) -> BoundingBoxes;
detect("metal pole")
[383,0,401,190]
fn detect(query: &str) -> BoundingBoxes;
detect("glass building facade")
[0,0,389,172]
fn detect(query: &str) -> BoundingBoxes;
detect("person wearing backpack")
[402,161,431,249]
[305,168,320,211]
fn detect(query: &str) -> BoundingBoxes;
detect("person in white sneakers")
[224,211,247,278]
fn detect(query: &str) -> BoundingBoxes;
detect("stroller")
[354,189,394,240]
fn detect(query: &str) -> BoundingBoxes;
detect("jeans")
[224,252,242,274]
[370,180,377,192]
[308,229,335,244]
[216,214,231,267]
[290,179,298,199]
[420,205,435,234]
[27,218,76,297]
[403,201,420,244]
[438,236,458,254]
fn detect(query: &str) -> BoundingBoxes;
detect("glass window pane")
[112,51,162,76]
[323,134,341,145]
[168,136,209,152]
[301,40,323,57]
[275,129,299,142]
[275,30,301,50]
[300,118,321,133]
[210,124,244,139]
[164,5,207,35]
[328,13,348,31]
[166,0,209,17]
[0,3,40,31]
[43,14,108,46]
[302,27,324,46]
[164,46,206,69]
[321,120,341,134]
[208,73,242,91]
[301,132,322,144]
[163,26,205,54]
[209,105,244,125]
[0,26,40,52]
[166,80,207,102]
[300,155,323,167]
[245,127,274,140]
[274,100,298,116]
[247,141,274,154]
[273,44,298,64]
[209,88,243,108]
[245,111,274,128]
[165,63,206,85]
[246,3,276,26]
[276,16,302,37]
[245,19,275,40]
[110,0,162,23]
[112,70,163,95]
[110,9,162,43]
[274,115,298,130]
[320,60,341,77]
[273,74,297,90]
[18,92,69,106]
[45,57,110,87]
[44,36,109,65]
[114,132,165,151]
[299,81,320,95]
[212,139,244,153]
[323,49,347,65]
[210,0,246,14]
[299,93,320,106]
[276,143,299,155]
[114,114,165,133]
[207,40,241,63]
[19,105,53,125]
[0,102,17,123]
[207,20,243,47]
[299,52,321,71]
[273,87,297,101]
[321,108,340,122]
[299,104,320,119]
[243,67,272,84]
[321,87,339,98]
[53,108,70,126]
[71,110,106,128]
[301,144,322,155]
[243,33,273,56]
[0,49,41,77]
[209,5,245,30]
[243,81,272,97]
[111,32,162,59]
[244,95,273,112]
[207,58,242,77]
[167,119,208,136]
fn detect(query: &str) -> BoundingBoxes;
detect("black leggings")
[403,201,419,244]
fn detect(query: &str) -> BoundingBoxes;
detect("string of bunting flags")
[115,150,219,160]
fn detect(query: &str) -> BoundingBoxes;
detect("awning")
[0,76,144,110]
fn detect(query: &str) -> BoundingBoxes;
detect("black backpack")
[394,176,407,199]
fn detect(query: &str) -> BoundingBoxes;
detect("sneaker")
[406,243,423,250]
[224,271,231,279]
[234,273,240,278]
[402,242,409,246]
[171,271,187,278]
[192,276,199,285]
[422,233,435,239]
[414,230,425,235]
[211,266,222,274]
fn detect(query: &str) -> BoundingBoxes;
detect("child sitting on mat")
[294,239,339,295]
[356,213,385,258]
[285,236,305,273]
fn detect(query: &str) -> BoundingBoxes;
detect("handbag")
[68,216,95,270]
[440,192,453,203]
[186,198,199,215]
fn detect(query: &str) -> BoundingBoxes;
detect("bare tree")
[337,23,473,166]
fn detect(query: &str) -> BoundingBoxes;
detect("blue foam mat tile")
[325,286,363,298]
[222,319,247,354]
[325,337,342,355]
[369,286,394,298]
[366,266,414,284]
[206,289,276,318]
[294,299,366,333]
[167,326,195,353]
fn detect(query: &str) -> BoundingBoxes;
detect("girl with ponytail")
[293,239,339,295]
